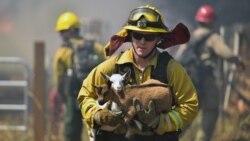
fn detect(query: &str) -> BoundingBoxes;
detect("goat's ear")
[122,69,131,80]
[92,84,101,94]
[100,72,110,82]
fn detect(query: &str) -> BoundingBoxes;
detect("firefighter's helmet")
[123,5,168,33]
[195,5,216,24]
[55,12,80,32]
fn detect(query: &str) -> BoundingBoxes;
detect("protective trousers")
[195,76,220,141]
[64,96,83,141]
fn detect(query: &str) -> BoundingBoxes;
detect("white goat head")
[100,71,130,92]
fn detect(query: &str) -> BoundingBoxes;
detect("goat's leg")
[125,121,154,139]
[125,125,141,139]
[124,106,136,124]
[124,119,140,139]
[124,106,138,139]
[101,100,112,109]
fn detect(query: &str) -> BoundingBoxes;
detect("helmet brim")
[104,23,190,56]
[123,25,168,33]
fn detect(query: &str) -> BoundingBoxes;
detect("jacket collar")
[116,48,158,69]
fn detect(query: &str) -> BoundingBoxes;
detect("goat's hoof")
[125,131,133,139]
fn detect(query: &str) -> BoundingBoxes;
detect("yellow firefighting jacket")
[53,38,104,96]
[77,48,199,135]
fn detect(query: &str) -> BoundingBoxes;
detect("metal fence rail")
[0,57,30,131]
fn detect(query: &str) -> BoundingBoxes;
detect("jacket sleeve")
[207,33,234,59]
[207,33,244,66]
[77,56,117,129]
[53,47,72,103]
[154,59,199,134]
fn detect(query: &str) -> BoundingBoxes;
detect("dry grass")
[180,111,250,141]
[0,115,90,141]
[0,109,249,141]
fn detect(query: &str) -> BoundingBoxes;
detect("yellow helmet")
[55,12,80,32]
[123,5,168,33]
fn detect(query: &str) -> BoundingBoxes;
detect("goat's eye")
[107,81,112,86]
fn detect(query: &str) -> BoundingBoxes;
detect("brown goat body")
[95,79,173,124]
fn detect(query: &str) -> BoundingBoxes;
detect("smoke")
[0,0,249,69]
[0,0,145,67]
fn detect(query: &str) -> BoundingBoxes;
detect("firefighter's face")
[59,28,78,41]
[131,31,159,58]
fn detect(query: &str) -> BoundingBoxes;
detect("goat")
[89,95,125,141]
[95,72,173,137]
[94,83,153,138]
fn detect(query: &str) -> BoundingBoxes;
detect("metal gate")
[0,57,30,131]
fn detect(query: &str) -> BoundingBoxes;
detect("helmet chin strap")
[132,42,157,59]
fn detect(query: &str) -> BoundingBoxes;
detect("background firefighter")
[177,5,245,141]
[53,12,104,141]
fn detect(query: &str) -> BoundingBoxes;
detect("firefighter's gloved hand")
[94,109,124,126]
[133,99,160,129]
[236,57,245,71]
[228,56,245,71]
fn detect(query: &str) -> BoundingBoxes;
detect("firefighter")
[77,5,199,141]
[54,12,104,141]
[180,5,245,141]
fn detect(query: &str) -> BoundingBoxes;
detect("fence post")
[33,41,46,141]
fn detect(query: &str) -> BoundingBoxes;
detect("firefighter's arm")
[208,34,245,70]
[53,48,72,103]
[207,33,234,59]
[154,59,199,135]
[77,57,118,129]
[77,67,103,129]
